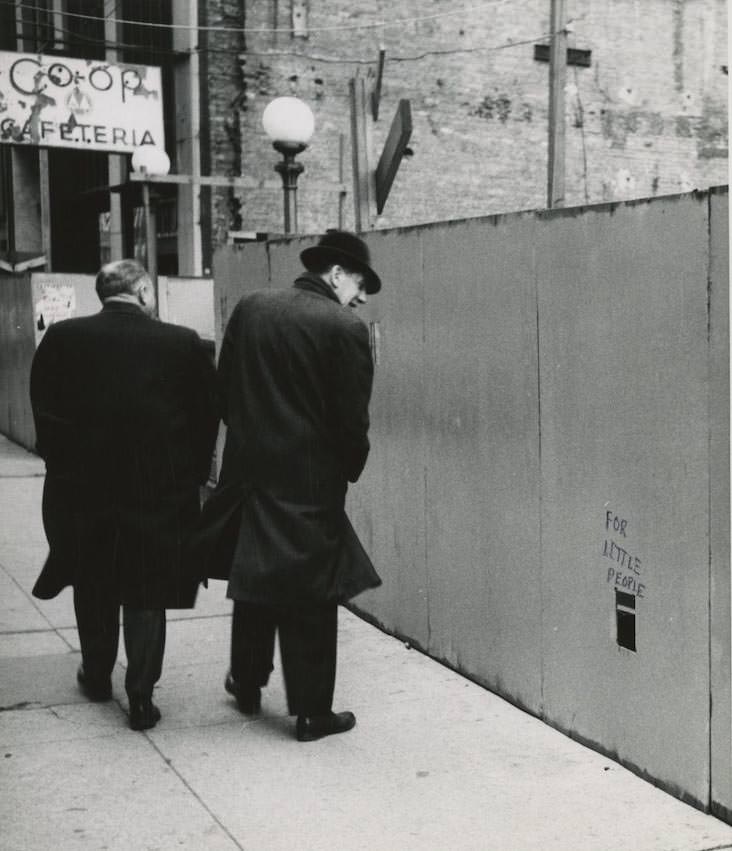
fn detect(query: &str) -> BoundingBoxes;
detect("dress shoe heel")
[296,711,356,742]
[77,665,112,702]
[128,697,161,731]
[225,673,262,715]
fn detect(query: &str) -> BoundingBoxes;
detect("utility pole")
[173,0,203,275]
[105,0,125,262]
[547,0,567,208]
[140,181,158,307]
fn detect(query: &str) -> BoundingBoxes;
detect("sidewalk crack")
[0,701,44,711]
[0,562,75,651]
[145,737,245,850]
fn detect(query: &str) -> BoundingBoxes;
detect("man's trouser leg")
[122,607,166,700]
[73,583,119,687]
[230,601,276,688]
[279,603,337,717]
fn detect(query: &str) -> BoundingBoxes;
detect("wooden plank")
[128,172,346,192]
[38,149,52,268]
[371,48,386,120]
[129,173,258,188]
[547,0,567,208]
[350,77,371,231]
[375,99,412,215]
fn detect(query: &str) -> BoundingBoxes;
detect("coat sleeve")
[29,324,71,466]
[216,302,239,426]
[186,331,219,485]
[331,319,374,483]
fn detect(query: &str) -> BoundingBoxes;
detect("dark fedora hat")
[300,230,381,294]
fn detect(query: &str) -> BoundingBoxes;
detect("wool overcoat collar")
[100,300,151,317]
[293,272,341,305]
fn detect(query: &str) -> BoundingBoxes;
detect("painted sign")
[0,51,164,152]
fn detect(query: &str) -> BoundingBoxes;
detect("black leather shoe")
[225,673,261,715]
[77,665,112,702]
[128,698,161,731]
[296,711,356,742]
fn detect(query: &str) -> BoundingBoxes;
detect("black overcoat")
[30,301,218,609]
[193,274,381,604]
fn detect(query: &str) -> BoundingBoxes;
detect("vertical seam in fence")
[420,229,431,649]
[706,189,714,810]
[533,221,545,715]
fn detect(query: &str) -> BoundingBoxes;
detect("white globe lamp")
[262,97,315,234]
[131,145,171,176]
[262,97,315,148]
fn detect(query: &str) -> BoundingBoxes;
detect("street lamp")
[130,145,171,309]
[262,97,315,234]
[131,145,171,178]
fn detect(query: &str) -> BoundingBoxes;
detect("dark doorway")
[49,148,109,273]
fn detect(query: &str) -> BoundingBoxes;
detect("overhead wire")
[3,0,515,34]
[0,0,553,88]
[1,3,551,66]
[14,22,188,59]
[243,35,551,64]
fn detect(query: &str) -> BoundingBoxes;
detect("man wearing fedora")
[195,230,382,741]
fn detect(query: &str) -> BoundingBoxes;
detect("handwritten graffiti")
[601,538,640,574]
[601,508,646,598]
[606,566,645,597]
[605,510,627,538]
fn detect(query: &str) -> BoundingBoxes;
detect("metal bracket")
[534,44,592,67]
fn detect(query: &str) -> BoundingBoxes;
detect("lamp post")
[262,97,315,234]
[130,145,171,310]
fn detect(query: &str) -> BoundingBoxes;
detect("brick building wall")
[202,0,728,241]
[199,0,247,255]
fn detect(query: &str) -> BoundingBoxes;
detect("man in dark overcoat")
[30,259,218,731]
[195,230,382,742]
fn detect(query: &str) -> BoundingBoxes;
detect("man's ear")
[137,280,154,308]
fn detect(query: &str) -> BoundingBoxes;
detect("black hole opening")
[615,590,636,652]
[616,590,635,610]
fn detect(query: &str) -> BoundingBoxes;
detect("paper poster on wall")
[35,284,76,333]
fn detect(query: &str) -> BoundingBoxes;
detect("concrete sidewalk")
[0,434,731,851]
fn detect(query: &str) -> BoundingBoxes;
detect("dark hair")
[95,259,149,300]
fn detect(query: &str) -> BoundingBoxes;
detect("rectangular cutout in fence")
[615,590,636,652]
